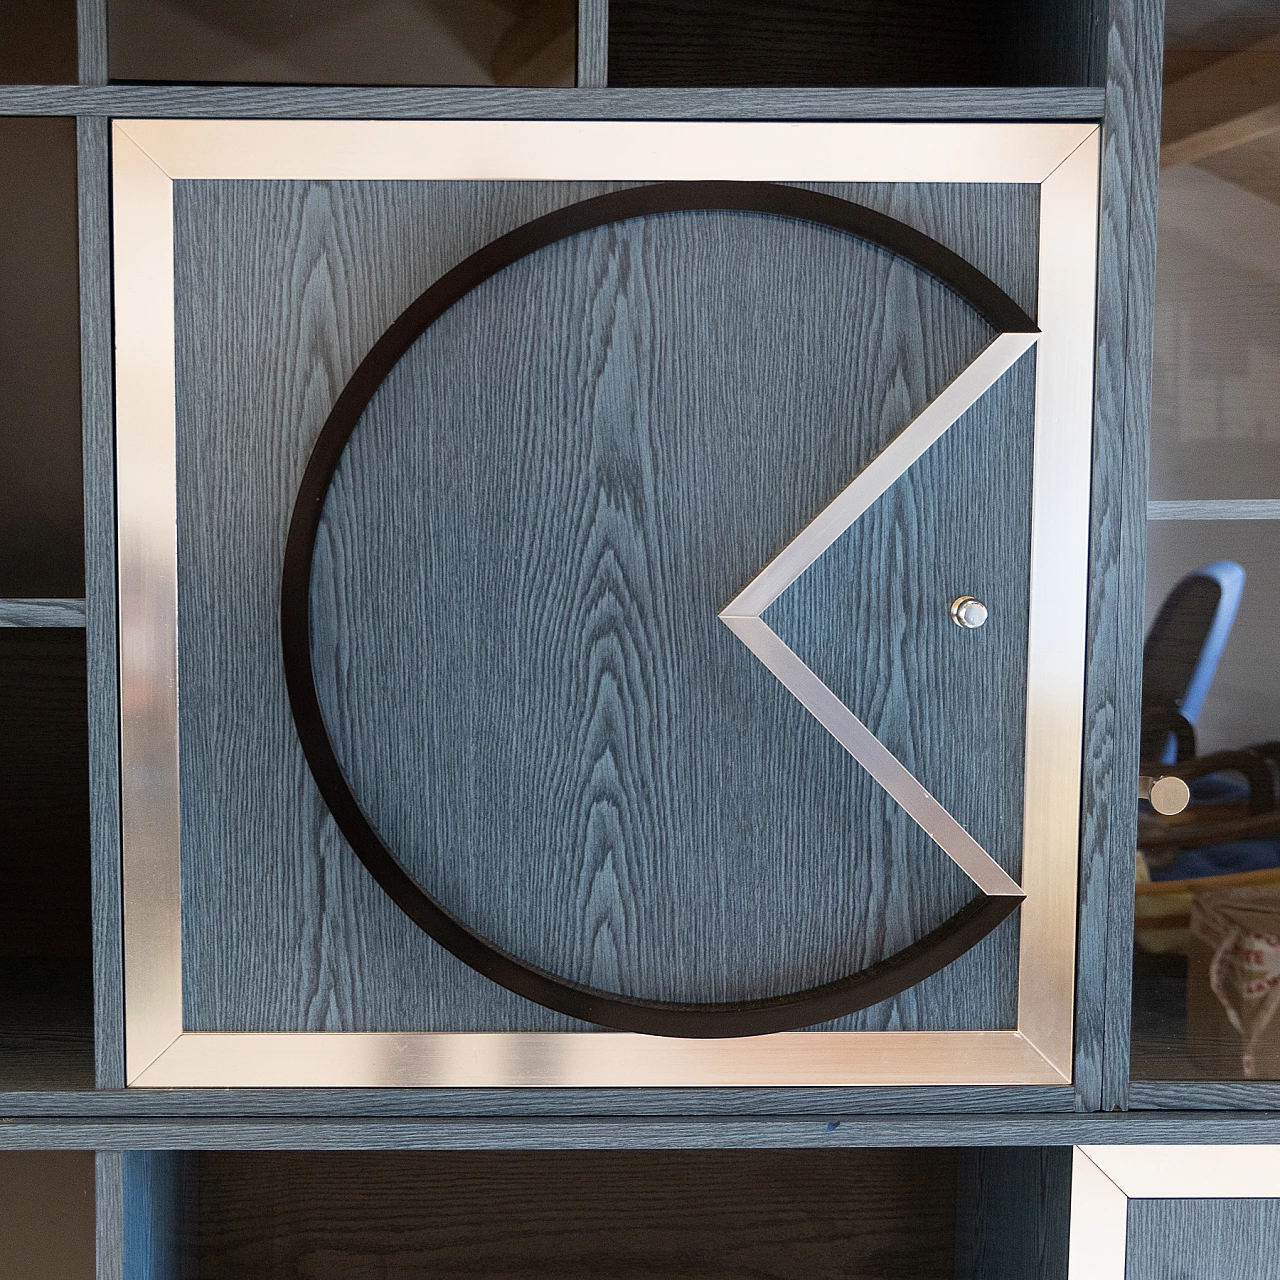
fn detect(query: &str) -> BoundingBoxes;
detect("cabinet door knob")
[950,596,988,629]
[1139,774,1191,815]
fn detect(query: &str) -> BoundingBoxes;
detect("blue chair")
[1138,560,1280,885]
[1141,559,1246,766]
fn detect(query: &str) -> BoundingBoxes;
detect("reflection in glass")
[108,0,577,86]
[1132,3,1280,1082]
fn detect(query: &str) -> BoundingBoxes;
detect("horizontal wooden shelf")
[1148,499,1280,521]
[0,599,86,627]
[0,82,1106,119]
[0,1106,1276,1143]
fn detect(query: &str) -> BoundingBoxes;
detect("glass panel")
[108,0,576,86]
[1132,2,1280,1081]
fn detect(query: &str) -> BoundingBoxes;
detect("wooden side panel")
[78,113,125,1089]
[1127,1198,1280,1280]
[577,0,608,87]
[954,1146,1071,1280]
[0,83,1108,118]
[122,1151,198,1280]
[195,1148,956,1279]
[1078,0,1166,1111]
[76,0,109,85]
[171,178,1037,1034]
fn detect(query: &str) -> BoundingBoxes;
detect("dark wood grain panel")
[195,1148,955,1280]
[0,83,1108,119]
[0,960,93,1092]
[1127,1198,1280,1280]
[997,0,1106,88]
[954,1146,1071,1280]
[0,118,83,598]
[609,0,1002,88]
[0,629,90,960]
[608,0,1104,89]
[172,177,1036,1034]
[0,626,94,1089]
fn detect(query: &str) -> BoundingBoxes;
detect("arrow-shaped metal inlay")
[719,331,1037,901]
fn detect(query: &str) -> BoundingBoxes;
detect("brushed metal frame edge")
[1069,1145,1280,1279]
[112,119,1099,1089]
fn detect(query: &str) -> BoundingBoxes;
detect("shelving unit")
[3,0,1249,1276]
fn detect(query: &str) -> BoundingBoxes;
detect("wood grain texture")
[0,1084,1071,1117]
[0,598,87,627]
[172,177,1035,1034]
[609,0,1003,88]
[577,0,608,87]
[1075,0,1165,1112]
[608,0,1104,89]
[1127,1198,1280,1280]
[77,114,125,1090]
[193,1148,956,1280]
[97,1151,125,1280]
[76,0,108,86]
[123,1151,197,1280]
[998,0,1106,88]
[0,961,93,1092]
[1129,1082,1280,1111]
[954,1146,1071,1280]
[0,1151,95,1280]
[765,353,1034,863]
[0,82,1107,119]
[6,1110,1280,1150]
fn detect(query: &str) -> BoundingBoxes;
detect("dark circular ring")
[281,181,1031,1038]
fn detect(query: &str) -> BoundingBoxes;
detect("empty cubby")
[607,0,1106,88]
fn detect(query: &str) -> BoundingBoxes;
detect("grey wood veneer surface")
[0,82,1107,119]
[1128,1198,1280,1280]
[77,113,125,1090]
[1085,0,1165,1112]
[172,177,1037,1034]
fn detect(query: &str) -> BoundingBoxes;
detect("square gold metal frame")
[113,119,1100,1088]
[1069,1146,1280,1277]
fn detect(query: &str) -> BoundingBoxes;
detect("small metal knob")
[1139,774,1191,816]
[950,596,988,629]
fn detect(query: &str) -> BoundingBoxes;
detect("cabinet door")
[1071,1147,1280,1280]
[112,121,1098,1088]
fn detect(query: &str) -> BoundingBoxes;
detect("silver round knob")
[1140,774,1191,816]
[950,596,988,629]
